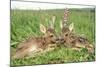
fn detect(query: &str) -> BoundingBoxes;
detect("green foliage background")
[11,8,95,65]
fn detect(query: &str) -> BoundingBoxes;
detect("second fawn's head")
[57,8,74,44]
[59,21,74,43]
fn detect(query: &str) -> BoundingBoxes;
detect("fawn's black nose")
[56,36,65,44]
[60,38,65,43]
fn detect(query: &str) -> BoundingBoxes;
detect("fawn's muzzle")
[56,36,65,44]
[59,38,65,44]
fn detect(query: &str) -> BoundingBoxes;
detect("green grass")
[11,9,95,65]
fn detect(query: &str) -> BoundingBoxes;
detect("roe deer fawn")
[59,8,94,53]
[12,16,58,59]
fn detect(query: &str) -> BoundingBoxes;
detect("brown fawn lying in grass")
[59,8,94,53]
[59,22,94,53]
[12,16,58,59]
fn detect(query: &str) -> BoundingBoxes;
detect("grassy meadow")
[11,8,95,65]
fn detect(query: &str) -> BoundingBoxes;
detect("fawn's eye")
[50,34,54,37]
[65,33,68,36]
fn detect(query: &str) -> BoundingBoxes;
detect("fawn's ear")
[50,15,56,29]
[60,20,63,29]
[40,24,46,34]
[69,23,74,32]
